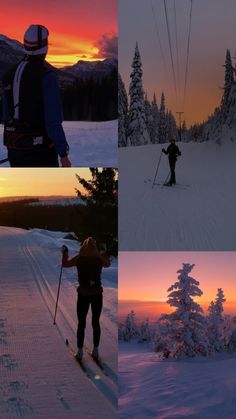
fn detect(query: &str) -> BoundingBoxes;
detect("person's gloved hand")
[61,245,68,254]
[162,148,165,152]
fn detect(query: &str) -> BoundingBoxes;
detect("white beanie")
[24,24,49,56]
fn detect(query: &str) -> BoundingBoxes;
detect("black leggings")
[77,293,103,348]
[169,158,177,184]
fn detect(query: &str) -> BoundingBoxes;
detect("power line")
[183,0,193,109]
[149,0,172,97]
[174,0,180,102]
[163,0,178,103]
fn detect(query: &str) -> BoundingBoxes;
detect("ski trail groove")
[20,240,117,410]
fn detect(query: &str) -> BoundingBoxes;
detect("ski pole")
[152,151,163,189]
[53,263,63,325]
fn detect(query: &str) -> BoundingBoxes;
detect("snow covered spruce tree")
[221,49,234,115]
[207,288,226,352]
[128,43,150,145]
[150,94,159,144]
[118,73,129,147]
[166,110,178,141]
[121,310,139,341]
[155,263,209,358]
[139,318,152,342]
[145,93,154,142]
[158,92,168,143]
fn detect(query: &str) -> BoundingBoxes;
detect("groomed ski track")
[0,227,117,418]
[119,141,236,251]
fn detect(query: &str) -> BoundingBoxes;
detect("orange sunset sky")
[119,0,236,126]
[119,252,236,321]
[0,0,117,67]
[0,168,91,198]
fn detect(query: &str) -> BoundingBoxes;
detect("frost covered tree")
[145,93,154,142]
[158,92,167,143]
[121,310,139,341]
[128,43,150,145]
[221,49,234,113]
[207,288,226,352]
[118,73,128,147]
[139,318,152,342]
[166,110,178,141]
[155,263,209,358]
[150,94,159,143]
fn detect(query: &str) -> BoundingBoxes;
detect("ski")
[153,183,188,190]
[86,350,109,377]
[65,340,91,378]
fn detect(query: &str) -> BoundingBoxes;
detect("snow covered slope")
[119,342,236,419]
[0,120,118,167]
[119,141,236,250]
[0,227,117,418]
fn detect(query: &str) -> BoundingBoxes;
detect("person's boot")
[75,347,83,361]
[92,347,99,360]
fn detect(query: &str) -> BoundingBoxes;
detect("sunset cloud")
[94,33,118,60]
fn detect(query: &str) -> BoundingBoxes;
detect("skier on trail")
[2,24,71,167]
[62,237,110,361]
[162,139,181,186]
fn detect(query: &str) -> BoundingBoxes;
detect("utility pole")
[176,111,184,141]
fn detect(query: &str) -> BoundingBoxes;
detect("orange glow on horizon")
[0,1,117,67]
[0,168,91,198]
[119,252,236,318]
[119,299,236,321]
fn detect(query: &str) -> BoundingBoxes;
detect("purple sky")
[119,252,236,318]
[119,0,236,126]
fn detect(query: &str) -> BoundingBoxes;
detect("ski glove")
[61,245,68,254]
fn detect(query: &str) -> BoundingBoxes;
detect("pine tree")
[150,94,159,143]
[75,169,118,254]
[158,92,167,143]
[118,73,128,147]
[123,310,139,341]
[166,110,178,141]
[128,43,150,145]
[145,93,153,142]
[221,49,234,110]
[139,318,152,342]
[207,288,226,352]
[155,263,209,358]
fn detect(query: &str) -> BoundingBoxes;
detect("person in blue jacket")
[2,24,71,167]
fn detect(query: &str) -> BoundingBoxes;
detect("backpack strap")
[13,60,28,119]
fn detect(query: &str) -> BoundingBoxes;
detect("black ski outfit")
[62,248,110,350]
[162,142,181,185]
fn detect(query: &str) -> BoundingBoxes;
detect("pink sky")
[119,252,236,319]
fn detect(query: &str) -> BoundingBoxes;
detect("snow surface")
[0,227,117,418]
[0,120,118,167]
[119,141,236,250]
[119,342,236,419]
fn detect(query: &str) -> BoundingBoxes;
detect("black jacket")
[163,143,181,162]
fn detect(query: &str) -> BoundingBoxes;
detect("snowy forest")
[119,263,236,359]
[118,44,236,146]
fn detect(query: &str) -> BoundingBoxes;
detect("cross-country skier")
[2,24,71,167]
[62,237,110,361]
[162,139,181,186]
